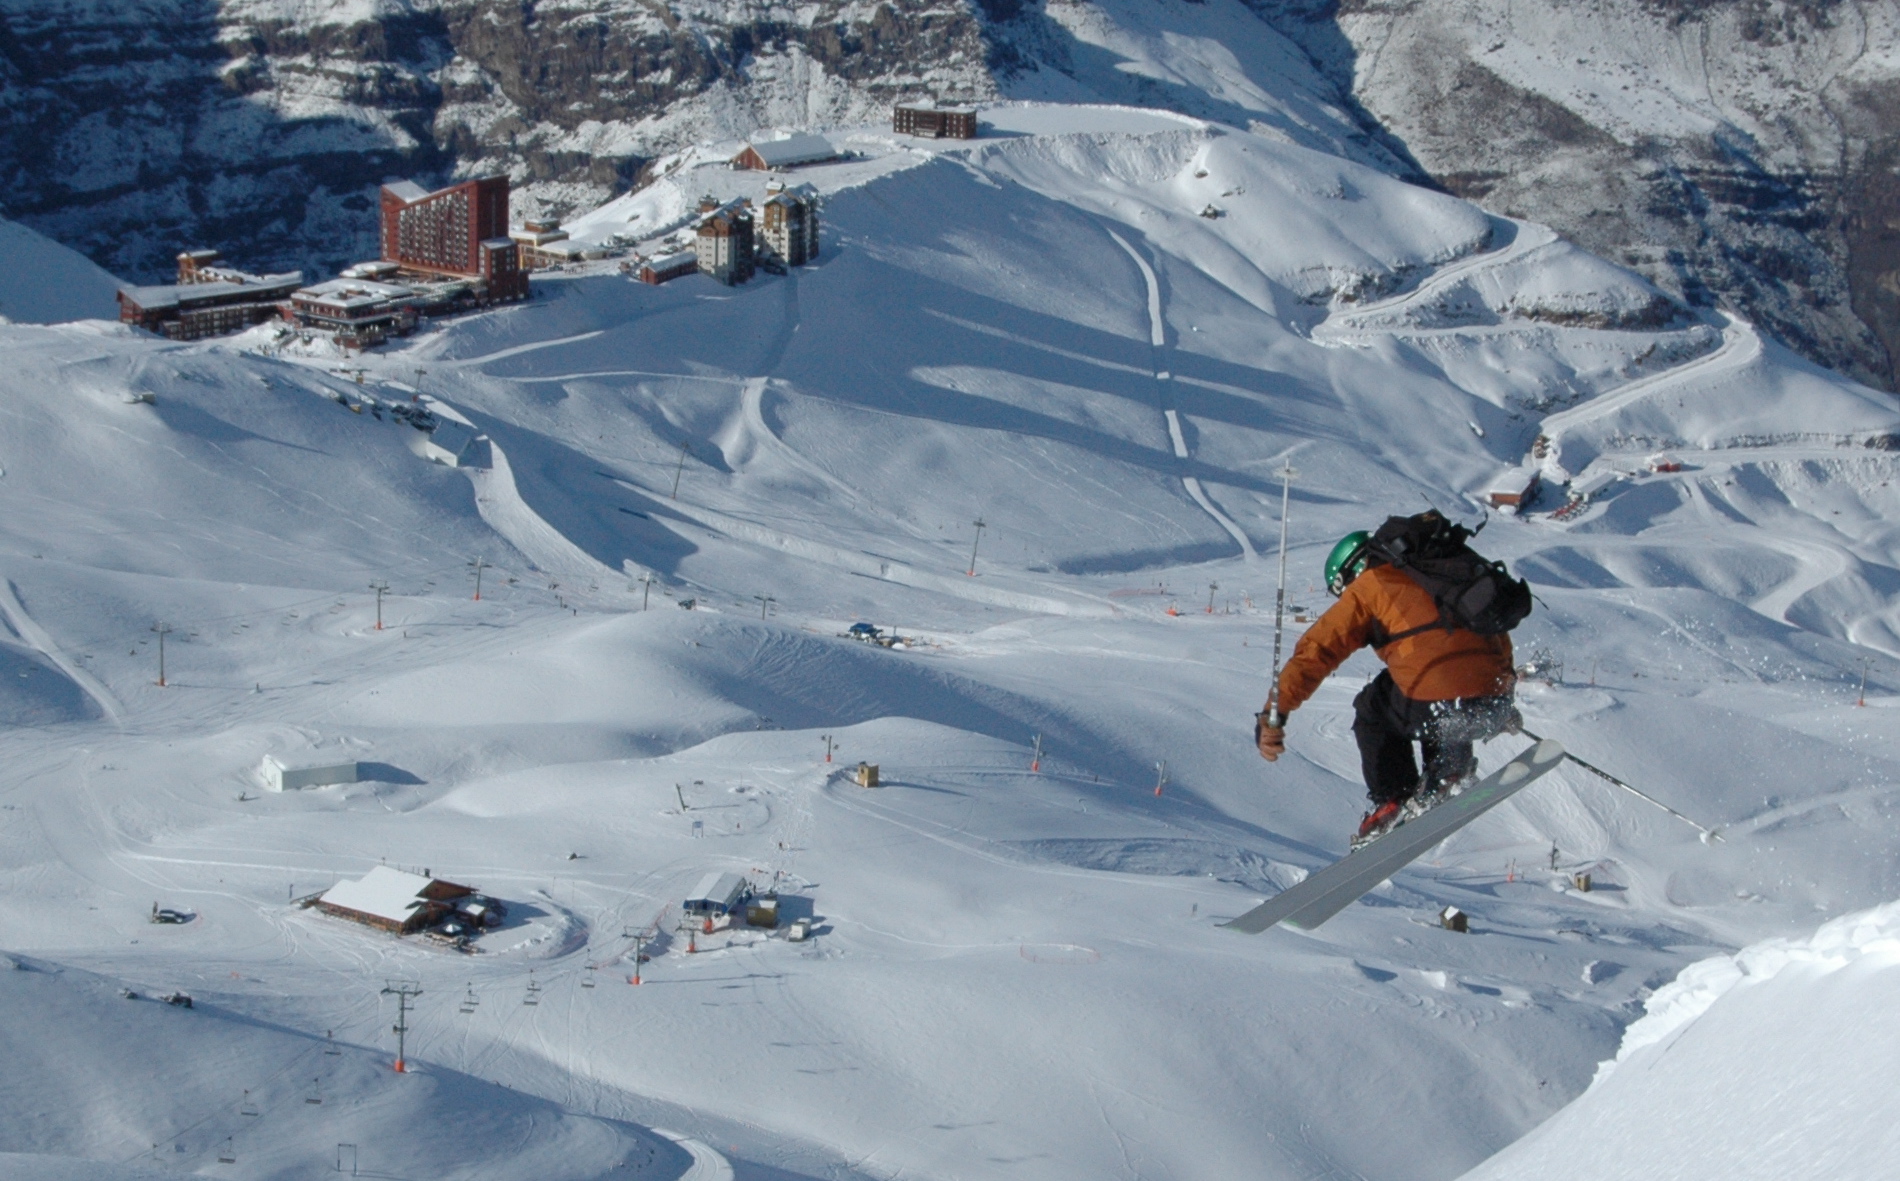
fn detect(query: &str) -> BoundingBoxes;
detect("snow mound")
[0,217,122,324]
[972,125,1493,304]
[1459,900,1900,1181]
[0,637,100,726]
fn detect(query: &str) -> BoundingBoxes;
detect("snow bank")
[0,217,121,324]
[1459,900,1900,1181]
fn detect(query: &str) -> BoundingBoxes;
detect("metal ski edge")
[1220,739,1565,934]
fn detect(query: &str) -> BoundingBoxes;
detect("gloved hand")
[1255,711,1286,762]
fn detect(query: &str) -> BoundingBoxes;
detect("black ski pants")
[1352,670,1515,806]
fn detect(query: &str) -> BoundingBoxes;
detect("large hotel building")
[379,176,528,300]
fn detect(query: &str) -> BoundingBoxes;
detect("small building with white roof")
[683,872,749,918]
[1484,466,1541,510]
[732,133,839,172]
[261,754,357,791]
[422,420,483,467]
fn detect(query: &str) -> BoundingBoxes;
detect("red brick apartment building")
[379,176,528,300]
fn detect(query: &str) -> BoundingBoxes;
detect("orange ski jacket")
[1276,564,1514,714]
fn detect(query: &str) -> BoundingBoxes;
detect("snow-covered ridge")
[1596,897,1900,1088]
[1460,899,1900,1181]
[0,217,122,325]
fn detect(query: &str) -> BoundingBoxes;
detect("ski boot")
[1350,800,1404,850]
[1397,772,1477,825]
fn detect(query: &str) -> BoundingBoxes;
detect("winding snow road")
[1105,228,1257,562]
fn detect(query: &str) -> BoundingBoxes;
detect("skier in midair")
[1256,511,1525,845]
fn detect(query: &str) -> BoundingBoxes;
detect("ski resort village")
[5,9,1900,1179]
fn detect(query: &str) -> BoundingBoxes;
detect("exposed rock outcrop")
[1230,0,1900,390]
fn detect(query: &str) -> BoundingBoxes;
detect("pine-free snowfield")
[3,107,1900,1180]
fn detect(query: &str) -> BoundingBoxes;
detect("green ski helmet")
[1324,530,1373,596]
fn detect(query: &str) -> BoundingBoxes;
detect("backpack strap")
[1380,616,1454,645]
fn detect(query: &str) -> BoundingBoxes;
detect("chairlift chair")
[459,984,479,1014]
[582,966,597,988]
[217,1138,236,1164]
[239,1090,259,1117]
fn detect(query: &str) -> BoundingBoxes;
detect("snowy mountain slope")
[0,953,682,1180]
[13,0,1900,400]
[1248,0,1900,389]
[0,321,502,587]
[0,0,1394,286]
[1459,900,1900,1181]
[984,0,1403,171]
[0,217,122,325]
[2,109,1900,1179]
[0,1154,171,1181]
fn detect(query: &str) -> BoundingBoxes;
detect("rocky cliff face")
[1226,0,1900,390]
[6,0,1899,392]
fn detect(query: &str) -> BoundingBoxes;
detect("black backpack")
[1366,510,1531,640]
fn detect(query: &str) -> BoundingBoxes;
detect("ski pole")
[1518,727,1724,843]
[1263,464,1298,727]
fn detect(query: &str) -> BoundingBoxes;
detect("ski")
[1223,738,1566,933]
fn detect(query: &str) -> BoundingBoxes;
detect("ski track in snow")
[1106,226,1258,562]
[440,330,610,369]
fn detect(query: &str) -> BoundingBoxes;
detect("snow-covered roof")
[742,134,837,169]
[480,238,514,250]
[293,279,412,310]
[428,421,476,452]
[384,180,431,203]
[1485,467,1539,494]
[686,872,747,909]
[121,272,304,311]
[646,250,696,270]
[318,866,434,924]
[1569,469,1620,498]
